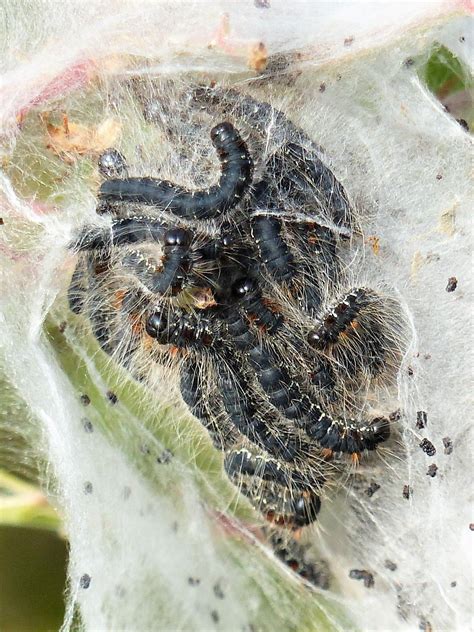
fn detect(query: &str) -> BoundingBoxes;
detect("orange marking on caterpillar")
[129,314,143,335]
[292,527,303,540]
[169,346,181,358]
[142,334,155,351]
[351,452,360,466]
[112,289,126,310]
[261,296,282,312]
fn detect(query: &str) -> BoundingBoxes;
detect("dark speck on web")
[80,574,91,589]
[82,418,94,433]
[365,482,381,497]
[122,486,131,500]
[349,569,374,588]
[157,449,173,464]
[416,410,427,429]
[80,394,91,406]
[188,577,201,586]
[390,409,401,422]
[446,277,458,292]
[384,560,397,571]
[420,438,436,457]
[106,390,118,404]
[442,436,453,455]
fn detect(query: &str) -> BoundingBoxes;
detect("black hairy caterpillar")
[191,86,353,229]
[226,455,322,528]
[145,303,332,464]
[307,288,404,382]
[232,277,284,334]
[180,359,326,524]
[251,181,297,284]
[120,227,192,296]
[223,447,325,497]
[74,220,194,298]
[268,530,330,588]
[74,217,237,297]
[99,122,253,219]
[308,288,373,350]
[250,177,339,317]
[299,414,391,455]
[251,213,296,283]
[145,307,219,349]
[68,90,407,589]
[73,217,168,252]
[144,290,391,457]
[279,143,352,229]
[179,358,327,533]
[287,221,340,300]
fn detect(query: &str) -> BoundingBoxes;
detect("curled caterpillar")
[192,86,353,229]
[121,228,192,296]
[99,122,253,219]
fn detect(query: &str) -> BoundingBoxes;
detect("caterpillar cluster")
[68,84,407,587]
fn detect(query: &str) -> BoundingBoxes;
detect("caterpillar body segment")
[99,123,253,220]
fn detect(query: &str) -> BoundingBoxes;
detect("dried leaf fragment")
[410,250,424,281]
[249,42,268,72]
[437,198,458,236]
[367,235,380,255]
[44,113,121,159]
